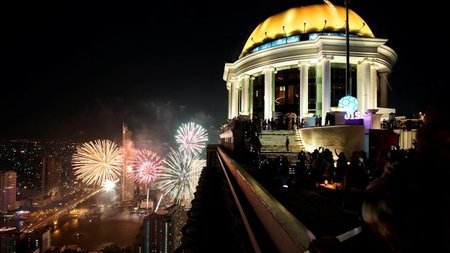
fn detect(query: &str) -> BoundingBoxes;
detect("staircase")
[259,130,304,164]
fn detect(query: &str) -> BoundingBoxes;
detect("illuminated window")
[309,33,319,40]
[249,35,300,55]
[287,35,300,43]
[271,38,287,47]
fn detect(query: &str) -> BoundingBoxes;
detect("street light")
[345,0,351,95]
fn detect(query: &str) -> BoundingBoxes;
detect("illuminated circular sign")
[338,95,358,114]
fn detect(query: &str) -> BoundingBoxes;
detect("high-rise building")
[41,229,51,253]
[42,154,62,196]
[16,227,51,253]
[0,171,16,212]
[139,204,185,253]
[0,228,19,253]
[122,123,135,203]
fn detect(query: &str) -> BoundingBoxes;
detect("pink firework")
[175,122,208,155]
[130,149,164,184]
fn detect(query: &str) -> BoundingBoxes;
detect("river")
[50,202,145,251]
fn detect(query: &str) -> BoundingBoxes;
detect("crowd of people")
[362,103,449,253]
[251,103,449,252]
[229,102,449,252]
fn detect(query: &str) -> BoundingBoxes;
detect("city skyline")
[2,0,445,141]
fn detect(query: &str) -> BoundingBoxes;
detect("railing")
[178,144,379,252]
[217,146,314,253]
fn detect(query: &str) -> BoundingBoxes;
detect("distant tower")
[122,123,135,203]
[0,171,17,211]
[42,155,62,196]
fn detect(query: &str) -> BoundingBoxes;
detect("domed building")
[223,3,397,125]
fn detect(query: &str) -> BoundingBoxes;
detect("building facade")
[139,204,184,253]
[0,171,16,212]
[0,230,18,253]
[223,3,397,125]
[122,123,135,203]
[42,154,62,196]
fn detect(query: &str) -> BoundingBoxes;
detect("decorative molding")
[298,60,310,68]
[227,36,390,76]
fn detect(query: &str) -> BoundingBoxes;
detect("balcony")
[176,144,390,253]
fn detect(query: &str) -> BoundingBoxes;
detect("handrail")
[217,151,262,253]
[217,147,314,253]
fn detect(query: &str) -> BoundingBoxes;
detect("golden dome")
[241,4,374,57]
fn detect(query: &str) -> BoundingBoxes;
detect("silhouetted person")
[387,112,396,129]
[253,136,261,154]
[259,155,271,187]
[362,102,450,253]
[324,112,334,126]
[334,151,347,183]
[279,155,290,188]
[285,136,290,152]
[325,112,331,126]
[296,151,307,186]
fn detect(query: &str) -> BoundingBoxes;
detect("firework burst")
[175,122,208,155]
[130,149,164,184]
[72,139,122,186]
[102,179,119,192]
[156,149,205,206]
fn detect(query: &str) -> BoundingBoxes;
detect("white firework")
[175,122,208,155]
[156,149,205,206]
[72,139,123,186]
[102,179,119,192]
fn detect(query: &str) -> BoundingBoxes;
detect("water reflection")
[51,208,143,251]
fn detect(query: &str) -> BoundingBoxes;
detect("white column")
[227,82,232,119]
[238,77,243,114]
[369,64,378,109]
[299,62,309,119]
[356,61,363,114]
[231,78,239,118]
[240,74,250,115]
[379,72,389,108]
[249,76,255,119]
[271,69,277,119]
[263,67,275,120]
[357,60,370,114]
[321,57,331,125]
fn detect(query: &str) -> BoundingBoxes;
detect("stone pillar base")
[364,109,382,133]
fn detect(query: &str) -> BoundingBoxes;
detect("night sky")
[2,0,446,142]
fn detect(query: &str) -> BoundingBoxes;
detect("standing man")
[285,136,290,152]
